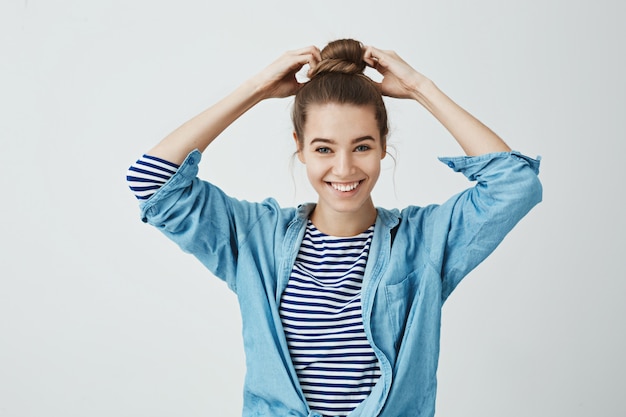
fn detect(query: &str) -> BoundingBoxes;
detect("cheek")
[305,161,326,182]
[366,158,382,179]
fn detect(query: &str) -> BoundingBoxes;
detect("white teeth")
[331,181,360,192]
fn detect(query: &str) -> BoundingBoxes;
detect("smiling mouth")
[329,181,362,192]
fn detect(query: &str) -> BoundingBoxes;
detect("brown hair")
[292,39,389,150]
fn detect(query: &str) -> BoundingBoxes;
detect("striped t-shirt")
[126,154,180,200]
[280,221,381,417]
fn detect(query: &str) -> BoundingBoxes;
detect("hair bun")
[309,39,366,78]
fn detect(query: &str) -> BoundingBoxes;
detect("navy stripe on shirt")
[126,154,180,200]
[280,222,380,417]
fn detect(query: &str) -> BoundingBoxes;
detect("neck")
[309,201,377,237]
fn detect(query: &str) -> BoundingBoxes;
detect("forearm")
[146,79,265,165]
[411,79,511,156]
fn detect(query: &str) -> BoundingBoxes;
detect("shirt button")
[447,161,455,168]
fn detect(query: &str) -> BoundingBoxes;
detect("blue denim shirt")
[139,150,542,417]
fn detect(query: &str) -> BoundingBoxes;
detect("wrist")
[239,78,269,104]
[409,77,437,103]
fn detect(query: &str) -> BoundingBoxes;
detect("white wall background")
[1,0,624,416]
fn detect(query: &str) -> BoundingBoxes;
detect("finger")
[362,46,379,68]
[299,46,321,76]
[364,47,394,77]
[284,48,319,79]
[294,46,321,67]
[292,45,322,62]
[364,45,389,61]
[282,53,319,80]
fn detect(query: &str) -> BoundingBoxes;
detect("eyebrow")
[309,136,376,145]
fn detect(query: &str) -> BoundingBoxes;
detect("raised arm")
[363,46,511,156]
[146,46,322,165]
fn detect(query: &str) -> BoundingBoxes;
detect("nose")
[333,151,356,177]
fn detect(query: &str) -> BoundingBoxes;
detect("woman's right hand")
[251,46,322,99]
[145,46,321,163]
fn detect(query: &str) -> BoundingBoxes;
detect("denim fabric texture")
[139,149,542,417]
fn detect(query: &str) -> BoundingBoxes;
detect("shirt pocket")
[384,271,420,349]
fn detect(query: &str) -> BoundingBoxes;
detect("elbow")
[513,171,543,214]
[525,172,543,206]
[532,175,543,206]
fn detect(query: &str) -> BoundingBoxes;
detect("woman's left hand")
[364,45,512,156]
[363,46,429,99]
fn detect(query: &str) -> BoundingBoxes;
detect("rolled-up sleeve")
[433,151,543,300]
[139,150,271,290]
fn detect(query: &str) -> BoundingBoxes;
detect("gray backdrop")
[2,0,624,416]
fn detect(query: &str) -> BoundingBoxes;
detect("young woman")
[127,39,542,417]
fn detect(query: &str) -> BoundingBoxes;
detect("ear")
[380,138,387,160]
[293,132,305,164]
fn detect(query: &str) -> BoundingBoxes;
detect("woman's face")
[295,102,386,221]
